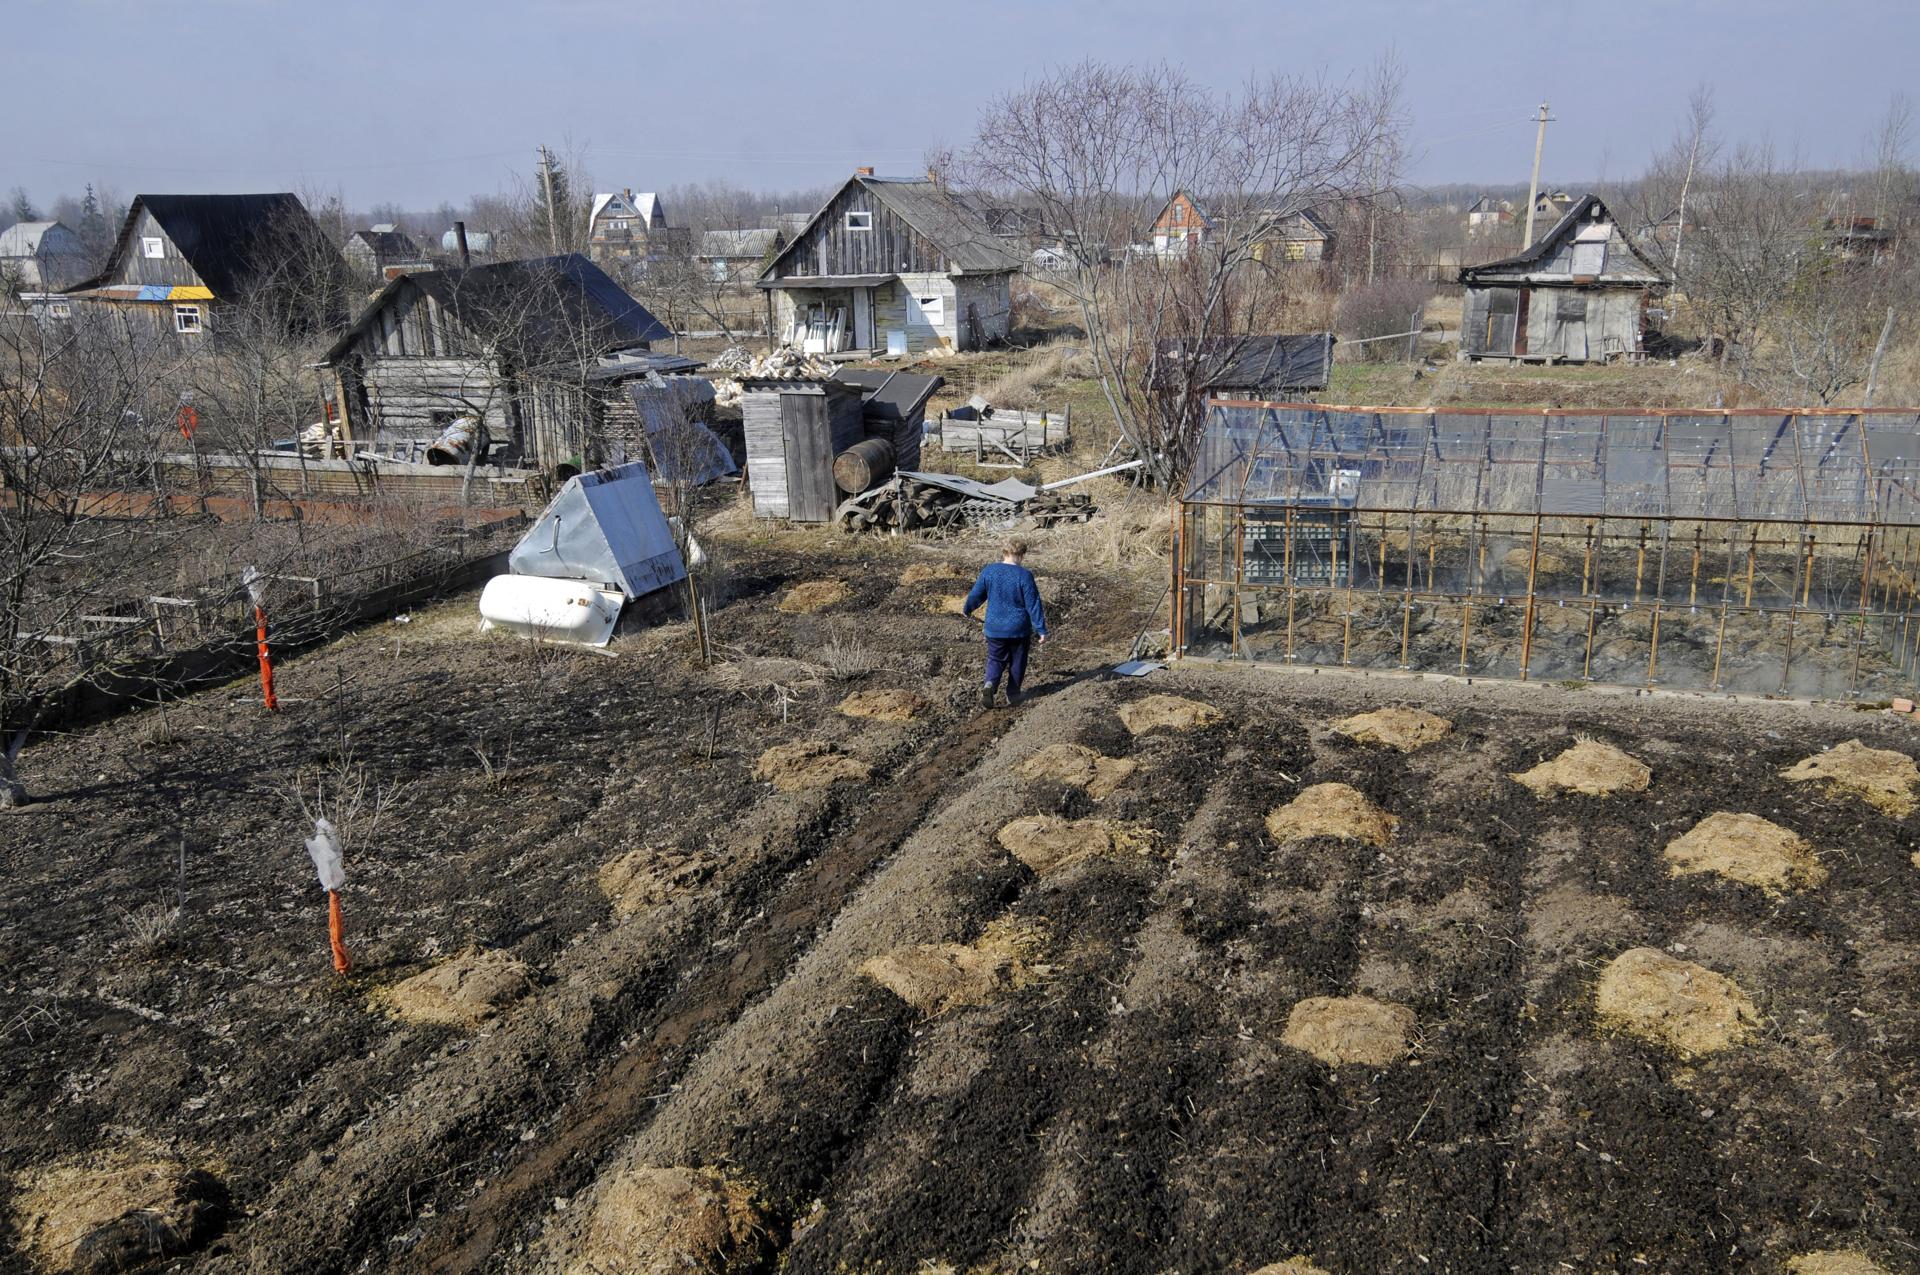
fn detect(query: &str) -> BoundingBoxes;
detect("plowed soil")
[3,530,1919,1275]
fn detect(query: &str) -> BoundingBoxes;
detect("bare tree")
[951,58,1406,489]
[0,310,180,804]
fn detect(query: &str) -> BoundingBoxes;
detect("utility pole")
[1522,102,1554,249]
[538,144,560,253]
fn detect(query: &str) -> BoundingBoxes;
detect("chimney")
[855,166,875,178]
[454,221,471,268]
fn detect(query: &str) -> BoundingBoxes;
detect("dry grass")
[1594,947,1758,1055]
[974,343,1094,410]
[815,630,879,681]
[121,900,182,957]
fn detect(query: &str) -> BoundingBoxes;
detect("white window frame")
[914,294,944,328]
[142,236,165,259]
[611,219,629,230]
[173,303,203,334]
[845,210,873,231]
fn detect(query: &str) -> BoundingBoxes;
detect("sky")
[5,0,1916,213]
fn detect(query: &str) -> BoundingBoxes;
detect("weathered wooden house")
[62,193,341,335]
[320,253,671,473]
[343,226,431,280]
[757,170,1020,355]
[0,220,90,291]
[1457,195,1667,364]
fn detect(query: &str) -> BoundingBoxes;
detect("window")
[173,304,203,334]
[915,294,944,327]
[45,299,71,320]
[846,210,873,231]
[611,219,629,230]
[1570,240,1606,274]
[142,237,165,259]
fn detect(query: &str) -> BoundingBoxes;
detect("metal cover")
[509,462,686,599]
[1540,478,1605,514]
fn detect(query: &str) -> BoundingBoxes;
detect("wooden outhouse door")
[781,393,834,522]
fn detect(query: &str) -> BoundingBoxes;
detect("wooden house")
[757,169,1021,355]
[319,253,671,473]
[0,220,90,291]
[343,226,431,280]
[588,190,687,268]
[1150,190,1334,262]
[1457,194,1667,364]
[1151,191,1214,255]
[1466,196,1514,234]
[697,228,786,283]
[61,193,341,335]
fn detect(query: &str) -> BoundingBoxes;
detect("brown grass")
[1016,743,1137,801]
[753,741,871,793]
[1594,947,1757,1055]
[377,948,534,1029]
[1511,739,1651,798]
[1781,739,1920,817]
[567,1165,772,1275]
[1662,812,1827,896]
[1265,783,1398,847]
[995,814,1155,876]
[1117,694,1221,735]
[1281,995,1415,1068]
[858,916,1050,1014]
[1330,706,1453,753]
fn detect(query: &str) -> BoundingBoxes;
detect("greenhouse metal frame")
[1174,402,1920,699]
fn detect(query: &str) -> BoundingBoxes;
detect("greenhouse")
[1175,402,1920,699]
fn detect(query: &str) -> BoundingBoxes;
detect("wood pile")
[709,344,835,408]
[833,476,1093,534]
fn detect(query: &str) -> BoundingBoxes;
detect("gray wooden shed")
[741,377,866,522]
[1457,195,1666,364]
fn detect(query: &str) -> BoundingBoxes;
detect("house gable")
[1459,195,1666,287]
[1153,191,1212,235]
[763,179,954,280]
[762,177,1017,282]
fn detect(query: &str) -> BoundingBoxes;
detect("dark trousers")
[984,635,1031,694]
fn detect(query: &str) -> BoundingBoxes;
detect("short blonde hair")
[1004,537,1029,559]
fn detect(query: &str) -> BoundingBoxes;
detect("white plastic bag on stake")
[242,564,269,610]
[305,818,344,891]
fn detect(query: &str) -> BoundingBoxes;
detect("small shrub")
[122,901,181,958]
[1336,279,1434,361]
[816,630,879,681]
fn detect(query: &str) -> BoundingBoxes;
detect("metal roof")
[1459,193,1667,283]
[322,254,670,365]
[1188,403,1920,525]
[70,194,334,300]
[831,368,944,422]
[1159,333,1333,393]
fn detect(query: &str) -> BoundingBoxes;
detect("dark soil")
[3,521,1918,1275]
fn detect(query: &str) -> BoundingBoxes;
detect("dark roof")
[1459,194,1667,283]
[73,193,334,299]
[322,254,670,365]
[346,228,426,261]
[831,368,945,422]
[1157,333,1334,393]
[764,177,1023,279]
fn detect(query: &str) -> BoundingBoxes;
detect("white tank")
[477,575,624,647]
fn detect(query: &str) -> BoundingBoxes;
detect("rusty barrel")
[833,437,896,494]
